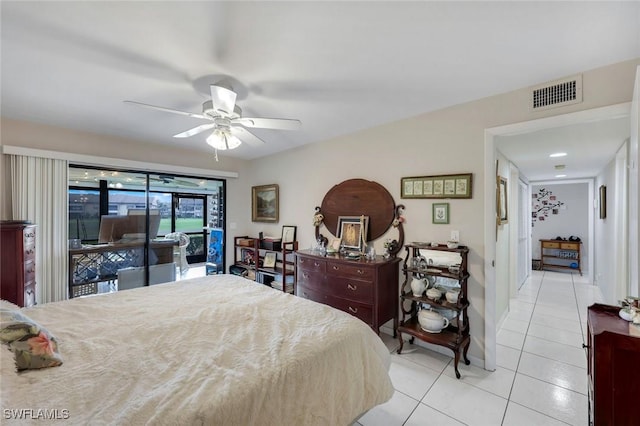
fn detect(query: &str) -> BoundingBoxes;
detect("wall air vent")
[530,74,582,111]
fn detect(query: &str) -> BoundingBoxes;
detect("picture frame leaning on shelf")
[263,252,277,268]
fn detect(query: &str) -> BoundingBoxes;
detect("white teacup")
[446,290,460,304]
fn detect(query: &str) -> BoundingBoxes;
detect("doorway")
[483,102,632,371]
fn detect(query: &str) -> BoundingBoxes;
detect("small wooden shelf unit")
[540,239,582,275]
[396,243,470,379]
[232,236,297,292]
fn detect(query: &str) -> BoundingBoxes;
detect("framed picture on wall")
[599,185,606,219]
[497,176,508,224]
[432,203,450,224]
[252,184,279,222]
[401,173,472,199]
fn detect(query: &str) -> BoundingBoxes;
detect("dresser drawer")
[24,244,36,261]
[542,241,560,249]
[24,260,36,283]
[560,242,580,250]
[326,261,373,280]
[296,284,327,304]
[297,256,326,273]
[297,269,325,292]
[328,296,373,325]
[329,277,373,304]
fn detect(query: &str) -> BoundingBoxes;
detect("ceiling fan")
[150,175,200,188]
[124,83,301,155]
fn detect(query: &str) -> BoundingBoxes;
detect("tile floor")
[356,270,603,426]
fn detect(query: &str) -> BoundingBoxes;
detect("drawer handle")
[332,265,339,270]
[303,272,309,279]
[357,269,364,275]
[314,262,320,267]
[582,343,589,349]
[348,306,358,314]
[347,284,357,291]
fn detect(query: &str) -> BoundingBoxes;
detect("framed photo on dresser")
[336,216,368,252]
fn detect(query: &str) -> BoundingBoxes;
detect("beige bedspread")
[1,274,393,425]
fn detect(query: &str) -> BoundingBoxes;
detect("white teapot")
[418,309,449,333]
[411,277,427,297]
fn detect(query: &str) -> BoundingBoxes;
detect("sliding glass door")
[68,166,225,297]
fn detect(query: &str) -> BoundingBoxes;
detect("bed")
[0,274,393,425]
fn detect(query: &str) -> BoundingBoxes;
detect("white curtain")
[10,155,68,303]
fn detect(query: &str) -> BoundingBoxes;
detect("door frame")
[173,193,208,264]
[484,102,631,371]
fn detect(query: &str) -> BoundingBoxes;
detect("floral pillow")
[0,309,63,371]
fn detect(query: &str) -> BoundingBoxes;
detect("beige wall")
[240,58,640,361]
[2,58,638,362]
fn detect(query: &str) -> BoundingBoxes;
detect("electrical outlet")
[450,230,459,242]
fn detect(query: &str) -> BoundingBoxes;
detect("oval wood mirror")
[320,178,395,241]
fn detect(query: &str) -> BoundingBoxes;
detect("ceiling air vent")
[530,74,582,111]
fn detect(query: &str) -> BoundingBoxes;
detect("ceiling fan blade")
[173,123,216,138]
[124,100,207,120]
[210,84,237,116]
[233,117,301,130]
[231,126,266,147]
[174,179,200,188]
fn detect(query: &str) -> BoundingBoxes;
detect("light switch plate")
[450,230,460,242]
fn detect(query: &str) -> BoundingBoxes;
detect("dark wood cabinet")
[295,249,401,334]
[1,221,37,307]
[587,303,640,425]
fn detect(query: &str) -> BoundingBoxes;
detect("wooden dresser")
[295,249,401,334]
[586,303,640,425]
[0,221,37,307]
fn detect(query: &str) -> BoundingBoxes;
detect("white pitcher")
[410,277,427,297]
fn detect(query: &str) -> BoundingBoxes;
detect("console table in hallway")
[539,239,582,275]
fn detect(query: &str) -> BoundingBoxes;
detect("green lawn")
[70,217,205,240]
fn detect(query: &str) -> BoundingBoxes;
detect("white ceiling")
[1,1,639,176]
[496,116,631,182]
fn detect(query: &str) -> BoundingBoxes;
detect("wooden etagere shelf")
[396,242,471,379]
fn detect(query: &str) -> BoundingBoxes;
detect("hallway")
[356,270,603,425]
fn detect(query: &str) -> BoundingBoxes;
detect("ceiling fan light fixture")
[206,129,241,151]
